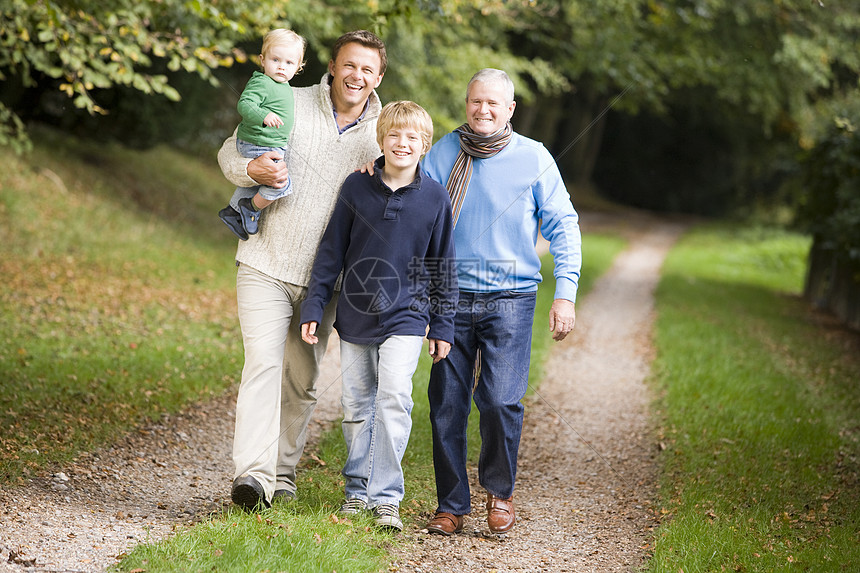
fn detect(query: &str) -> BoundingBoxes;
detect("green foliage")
[377,14,564,137]
[6,0,859,218]
[650,223,859,572]
[796,114,860,266]
[0,0,566,150]
[494,0,860,122]
[0,102,30,152]
[0,0,285,148]
[503,0,860,213]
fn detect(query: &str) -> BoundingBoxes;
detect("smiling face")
[328,42,384,114]
[465,80,516,136]
[381,126,426,173]
[260,42,304,84]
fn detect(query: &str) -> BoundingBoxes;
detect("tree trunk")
[804,238,860,331]
[514,93,565,150]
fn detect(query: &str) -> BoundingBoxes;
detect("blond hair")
[376,101,433,154]
[261,29,306,72]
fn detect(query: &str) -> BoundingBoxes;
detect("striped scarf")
[445,122,513,225]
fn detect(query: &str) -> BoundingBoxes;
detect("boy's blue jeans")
[229,139,293,209]
[428,290,536,515]
[340,335,424,508]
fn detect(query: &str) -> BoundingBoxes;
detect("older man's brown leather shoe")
[426,511,465,536]
[486,493,515,533]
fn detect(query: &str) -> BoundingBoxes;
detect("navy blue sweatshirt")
[301,157,458,345]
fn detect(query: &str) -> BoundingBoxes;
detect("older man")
[421,68,582,535]
[216,30,386,510]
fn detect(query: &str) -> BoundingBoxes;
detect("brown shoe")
[426,511,465,536]
[486,493,515,533]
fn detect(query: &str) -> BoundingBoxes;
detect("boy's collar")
[372,155,423,192]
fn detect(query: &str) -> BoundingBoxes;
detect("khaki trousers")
[232,264,337,502]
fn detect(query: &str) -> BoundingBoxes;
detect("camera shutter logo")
[343,257,402,315]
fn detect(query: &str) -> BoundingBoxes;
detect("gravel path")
[0,213,683,573]
[0,337,344,573]
[391,215,685,572]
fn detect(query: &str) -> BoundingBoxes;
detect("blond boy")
[299,101,458,531]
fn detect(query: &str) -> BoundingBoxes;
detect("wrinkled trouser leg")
[429,291,536,514]
[232,264,336,502]
[340,336,422,507]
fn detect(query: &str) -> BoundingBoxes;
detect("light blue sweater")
[422,130,582,302]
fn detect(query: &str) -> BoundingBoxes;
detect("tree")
[4,0,858,213]
[373,1,565,136]
[796,111,860,329]
[0,0,287,152]
[492,0,860,195]
[0,0,549,151]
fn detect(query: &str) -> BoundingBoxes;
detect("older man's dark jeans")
[428,290,536,516]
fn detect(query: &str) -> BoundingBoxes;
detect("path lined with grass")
[0,206,659,572]
[0,332,346,572]
[390,216,687,571]
[7,140,854,573]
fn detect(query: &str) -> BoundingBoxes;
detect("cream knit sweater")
[217,74,382,287]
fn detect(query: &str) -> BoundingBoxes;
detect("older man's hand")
[548,298,576,341]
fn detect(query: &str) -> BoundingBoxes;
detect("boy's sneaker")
[218,206,248,240]
[271,489,295,505]
[339,498,368,515]
[237,197,260,235]
[372,504,403,531]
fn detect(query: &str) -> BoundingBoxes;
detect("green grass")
[649,223,860,572]
[119,504,395,572]
[0,126,243,483]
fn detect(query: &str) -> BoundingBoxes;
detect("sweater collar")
[372,155,423,194]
